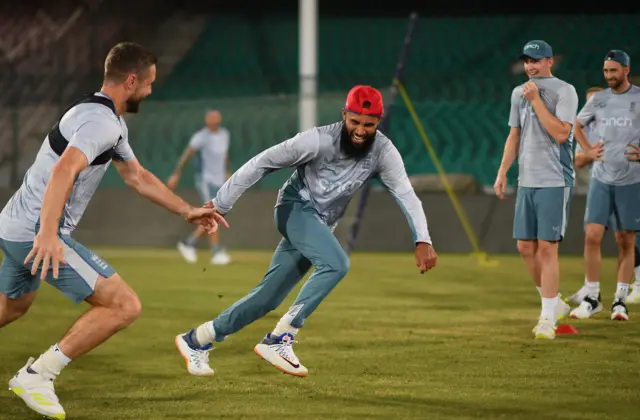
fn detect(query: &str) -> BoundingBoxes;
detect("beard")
[340,122,376,159]
[607,77,624,90]
[125,96,143,113]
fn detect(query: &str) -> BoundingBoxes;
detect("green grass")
[1,250,639,419]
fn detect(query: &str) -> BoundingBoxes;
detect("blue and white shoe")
[254,333,308,377]
[175,330,215,376]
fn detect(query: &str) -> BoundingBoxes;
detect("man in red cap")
[175,85,437,377]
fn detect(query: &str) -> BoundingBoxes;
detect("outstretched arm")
[212,128,321,214]
[113,157,226,229]
[167,146,197,189]
[377,143,437,273]
[377,143,431,245]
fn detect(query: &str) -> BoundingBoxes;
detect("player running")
[568,50,640,321]
[175,85,438,377]
[0,42,226,419]
[494,40,579,340]
[168,109,232,265]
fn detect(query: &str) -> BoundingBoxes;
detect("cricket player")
[494,40,579,340]
[175,85,438,377]
[0,42,225,419]
[168,109,232,265]
[569,50,640,320]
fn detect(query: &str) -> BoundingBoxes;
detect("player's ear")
[125,73,137,90]
[341,110,347,121]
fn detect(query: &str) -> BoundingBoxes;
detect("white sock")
[541,296,558,319]
[195,322,216,347]
[585,281,600,298]
[536,286,542,297]
[272,317,299,338]
[634,267,640,286]
[30,344,71,380]
[615,282,630,302]
[584,277,589,286]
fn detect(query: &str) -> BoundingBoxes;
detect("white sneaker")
[531,295,570,333]
[611,299,629,321]
[555,294,571,321]
[567,285,588,305]
[254,333,308,377]
[570,294,603,319]
[533,316,556,340]
[175,332,215,376]
[177,242,197,263]
[626,283,640,304]
[8,357,66,419]
[211,249,231,265]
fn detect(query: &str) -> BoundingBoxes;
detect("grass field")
[1,249,639,420]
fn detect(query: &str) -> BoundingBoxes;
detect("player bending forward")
[494,40,579,340]
[0,42,226,419]
[175,85,437,377]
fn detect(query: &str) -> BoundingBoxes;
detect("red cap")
[344,85,384,118]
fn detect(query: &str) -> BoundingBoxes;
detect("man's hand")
[625,143,640,162]
[587,142,604,161]
[167,172,180,190]
[24,232,65,280]
[494,173,508,200]
[415,242,437,274]
[182,205,229,234]
[522,81,540,103]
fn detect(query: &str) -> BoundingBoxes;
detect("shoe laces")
[274,336,298,362]
[190,347,212,369]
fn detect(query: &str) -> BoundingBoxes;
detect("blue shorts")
[514,186,572,242]
[585,178,640,231]
[196,180,221,203]
[0,236,116,303]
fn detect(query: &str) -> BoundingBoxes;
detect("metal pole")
[299,0,317,131]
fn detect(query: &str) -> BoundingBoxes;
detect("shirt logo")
[599,117,633,128]
[630,102,636,113]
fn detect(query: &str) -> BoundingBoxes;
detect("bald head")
[205,110,222,131]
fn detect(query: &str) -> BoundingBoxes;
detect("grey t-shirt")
[212,122,432,244]
[509,77,579,188]
[189,127,230,186]
[577,86,640,186]
[0,93,135,241]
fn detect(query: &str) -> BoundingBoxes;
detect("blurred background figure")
[168,109,231,265]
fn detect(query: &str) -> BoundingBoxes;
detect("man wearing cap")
[174,85,437,377]
[568,50,640,321]
[495,40,579,339]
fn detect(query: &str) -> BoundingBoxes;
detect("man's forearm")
[174,148,194,175]
[574,152,593,169]
[573,126,592,152]
[134,169,191,216]
[40,166,76,235]
[530,99,570,142]
[498,136,519,176]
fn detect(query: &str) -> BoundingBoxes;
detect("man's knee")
[536,240,558,261]
[615,231,636,252]
[517,240,536,258]
[86,274,142,327]
[327,250,350,279]
[585,224,605,248]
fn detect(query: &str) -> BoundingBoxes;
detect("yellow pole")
[394,79,499,267]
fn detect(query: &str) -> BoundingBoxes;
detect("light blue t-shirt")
[189,127,230,187]
[0,93,135,241]
[577,86,640,186]
[508,76,579,188]
[212,122,432,244]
